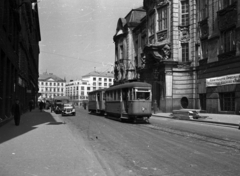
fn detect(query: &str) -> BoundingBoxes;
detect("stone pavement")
[0,108,109,176]
[153,112,240,127]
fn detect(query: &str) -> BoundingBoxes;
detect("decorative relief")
[157,30,167,42]
[149,35,155,44]
[178,26,190,43]
[218,3,237,32]
[161,44,171,60]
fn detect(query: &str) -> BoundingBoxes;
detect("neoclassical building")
[66,71,114,105]
[38,72,66,100]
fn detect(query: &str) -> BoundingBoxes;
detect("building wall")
[0,0,40,120]
[140,0,198,112]
[67,73,114,105]
[196,0,240,114]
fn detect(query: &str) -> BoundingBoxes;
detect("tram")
[105,82,152,122]
[88,88,106,114]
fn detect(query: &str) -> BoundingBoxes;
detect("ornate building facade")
[140,0,198,112]
[113,7,146,84]
[114,0,198,112]
[0,0,41,121]
[196,0,240,114]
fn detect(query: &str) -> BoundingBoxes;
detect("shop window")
[220,92,235,111]
[199,94,206,110]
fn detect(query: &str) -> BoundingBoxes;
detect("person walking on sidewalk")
[12,99,22,126]
[29,99,33,112]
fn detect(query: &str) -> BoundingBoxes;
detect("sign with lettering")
[206,74,240,87]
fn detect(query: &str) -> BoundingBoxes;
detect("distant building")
[38,72,66,100]
[65,71,114,105]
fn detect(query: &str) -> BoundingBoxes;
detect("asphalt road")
[60,107,240,176]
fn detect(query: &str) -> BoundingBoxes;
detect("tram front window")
[136,92,150,100]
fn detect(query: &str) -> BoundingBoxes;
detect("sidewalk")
[0,109,108,176]
[152,112,240,127]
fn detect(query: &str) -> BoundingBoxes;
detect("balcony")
[217,2,237,32]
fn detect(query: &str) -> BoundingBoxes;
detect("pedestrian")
[12,99,22,126]
[29,99,33,112]
[39,101,43,111]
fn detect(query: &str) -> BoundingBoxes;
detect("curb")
[0,117,13,127]
[152,114,239,127]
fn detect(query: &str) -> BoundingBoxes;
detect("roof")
[53,96,70,100]
[106,82,151,92]
[82,71,114,78]
[88,88,107,95]
[39,72,65,82]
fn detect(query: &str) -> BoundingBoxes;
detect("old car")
[61,103,76,116]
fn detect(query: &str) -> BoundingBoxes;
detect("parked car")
[61,103,76,116]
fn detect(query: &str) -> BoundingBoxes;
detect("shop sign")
[206,73,240,87]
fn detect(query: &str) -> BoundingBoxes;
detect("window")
[93,77,96,81]
[199,94,206,110]
[149,13,155,36]
[182,43,189,62]
[99,78,102,81]
[222,29,236,53]
[119,45,123,60]
[201,40,208,59]
[109,78,112,82]
[223,0,237,8]
[158,6,167,31]
[81,92,84,95]
[81,86,84,90]
[181,0,189,26]
[87,87,90,90]
[219,92,235,111]
[136,92,150,100]
[104,78,107,82]
[104,83,107,86]
[93,82,96,86]
[141,35,146,49]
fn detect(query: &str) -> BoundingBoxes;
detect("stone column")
[171,0,179,61]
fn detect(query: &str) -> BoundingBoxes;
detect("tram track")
[142,123,240,151]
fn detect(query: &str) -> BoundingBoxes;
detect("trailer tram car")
[105,82,152,123]
[88,89,106,114]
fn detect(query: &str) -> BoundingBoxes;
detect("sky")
[38,0,143,81]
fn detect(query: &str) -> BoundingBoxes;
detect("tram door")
[122,88,128,113]
[97,93,100,110]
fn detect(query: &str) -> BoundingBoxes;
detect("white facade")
[38,74,66,100]
[66,71,114,104]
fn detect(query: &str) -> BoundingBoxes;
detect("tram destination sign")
[206,73,240,87]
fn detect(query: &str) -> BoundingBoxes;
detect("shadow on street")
[0,109,57,144]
